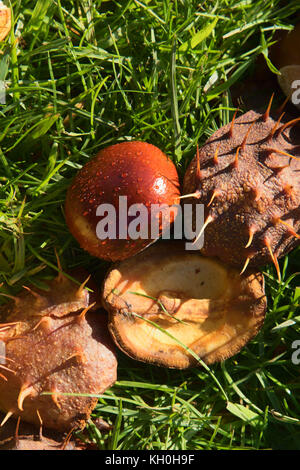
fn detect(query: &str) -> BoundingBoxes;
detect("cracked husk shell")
[102,242,266,369]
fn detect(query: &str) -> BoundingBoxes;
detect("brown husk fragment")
[183,108,300,271]
[0,275,117,432]
[102,242,266,369]
[0,415,85,450]
[0,436,78,451]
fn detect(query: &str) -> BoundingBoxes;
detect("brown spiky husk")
[0,276,117,432]
[183,109,300,269]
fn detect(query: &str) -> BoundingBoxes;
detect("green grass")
[1,0,300,450]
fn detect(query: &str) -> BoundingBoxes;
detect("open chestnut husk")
[0,273,117,432]
[102,242,267,369]
[182,104,300,278]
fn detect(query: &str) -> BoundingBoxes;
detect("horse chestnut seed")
[65,141,180,261]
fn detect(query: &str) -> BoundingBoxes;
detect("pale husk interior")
[103,243,266,368]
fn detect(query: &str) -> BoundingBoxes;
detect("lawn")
[0,0,300,450]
